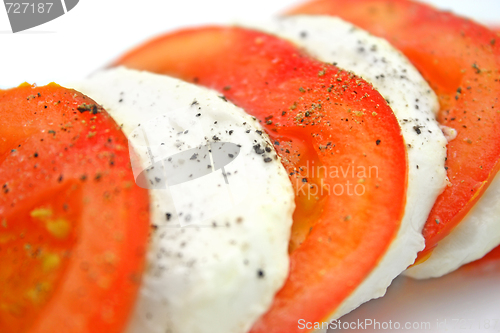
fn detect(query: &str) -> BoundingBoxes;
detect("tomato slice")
[289,0,500,264]
[0,84,150,333]
[112,27,407,332]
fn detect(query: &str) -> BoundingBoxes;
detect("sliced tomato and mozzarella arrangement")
[246,15,448,316]
[1,0,499,332]
[70,68,295,333]
[110,25,412,332]
[288,0,500,279]
[108,20,447,328]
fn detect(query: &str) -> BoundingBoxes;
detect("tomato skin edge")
[112,26,408,333]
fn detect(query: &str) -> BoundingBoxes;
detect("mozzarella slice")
[247,16,448,318]
[405,170,500,278]
[70,67,295,333]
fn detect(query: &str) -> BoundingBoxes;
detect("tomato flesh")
[289,0,500,264]
[0,84,150,333]
[113,27,407,332]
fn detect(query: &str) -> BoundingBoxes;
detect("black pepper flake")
[77,103,99,114]
[282,111,287,116]
[212,135,220,141]
[264,157,272,163]
[228,130,234,135]
[253,144,265,154]
[57,175,63,183]
[413,125,422,135]
[34,152,39,158]
[223,85,231,91]
[472,63,481,74]
[190,153,198,160]
[48,130,56,136]
[80,174,87,181]
[228,154,234,158]
[299,87,305,93]
[166,213,172,221]
[376,140,381,145]
[256,130,263,135]
[274,140,280,146]
[191,99,199,106]
[265,146,272,153]
[257,269,265,278]
[300,31,307,38]
[95,173,102,181]
[196,113,201,117]
[302,178,308,183]
[219,95,228,102]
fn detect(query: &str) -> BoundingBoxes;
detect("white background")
[1,1,500,332]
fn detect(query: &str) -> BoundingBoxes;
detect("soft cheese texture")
[250,15,448,319]
[405,170,500,278]
[71,68,295,333]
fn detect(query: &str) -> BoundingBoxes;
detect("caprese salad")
[1,1,499,333]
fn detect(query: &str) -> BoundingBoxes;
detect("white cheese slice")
[247,15,448,319]
[405,170,500,279]
[70,67,295,333]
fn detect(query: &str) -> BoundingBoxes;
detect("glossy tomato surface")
[0,84,150,333]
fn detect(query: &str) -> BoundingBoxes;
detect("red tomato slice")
[289,0,500,264]
[0,84,150,333]
[112,27,407,332]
